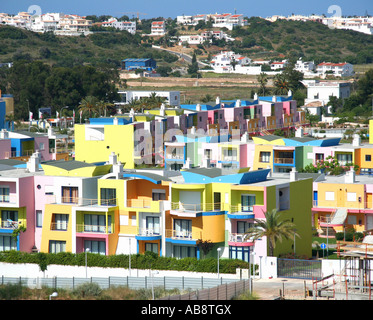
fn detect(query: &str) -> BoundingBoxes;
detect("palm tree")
[244,209,299,256]
[273,74,290,95]
[79,96,99,119]
[256,72,269,96]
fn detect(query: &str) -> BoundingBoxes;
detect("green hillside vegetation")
[0,25,178,68]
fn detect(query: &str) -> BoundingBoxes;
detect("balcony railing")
[0,220,19,229]
[0,194,18,204]
[137,228,161,237]
[46,196,116,207]
[76,224,112,234]
[50,222,68,231]
[229,204,254,214]
[126,199,152,208]
[229,233,254,243]
[313,200,373,210]
[165,229,202,240]
[274,158,294,164]
[171,202,222,213]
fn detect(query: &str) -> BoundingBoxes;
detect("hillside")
[0,25,178,68]
[227,17,373,65]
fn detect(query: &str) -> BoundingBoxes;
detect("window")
[85,240,106,255]
[229,246,251,262]
[49,240,66,253]
[0,235,17,251]
[146,216,160,234]
[62,187,78,204]
[36,210,42,228]
[237,221,251,234]
[174,219,192,238]
[347,192,356,202]
[241,195,255,212]
[84,214,111,233]
[145,243,158,254]
[1,210,18,228]
[259,151,270,163]
[0,187,9,203]
[152,190,166,201]
[336,153,352,165]
[173,245,196,259]
[366,155,372,162]
[52,214,68,230]
[100,188,116,206]
[315,153,324,162]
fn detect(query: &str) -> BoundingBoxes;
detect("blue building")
[121,58,157,71]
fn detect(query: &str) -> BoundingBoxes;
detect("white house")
[101,18,136,34]
[151,21,166,36]
[303,80,351,113]
[316,62,354,78]
[294,58,315,73]
[271,61,288,70]
[115,91,181,108]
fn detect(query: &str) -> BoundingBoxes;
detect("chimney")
[290,167,298,181]
[254,93,258,100]
[352,134,361,147]
[272,96,277,103]
[27,151,40,173]
[216,96,221,105]
[113,117,118,125]
[235,99,241,108]
[0,129,8,139]
[196,103,201,111]
[295,127,304,138]
[112,161,124,179]
[288,89,292,97]
[202,157,210,168]
[183,157,192,169]
[345,167,355,183]
[160,103,166,116]
[108,152,117,165]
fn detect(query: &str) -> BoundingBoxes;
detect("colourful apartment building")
[312,169,373,238]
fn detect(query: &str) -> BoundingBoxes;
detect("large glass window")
[84,214,111,233]
[173,245,196,259]
[62,187,78,204]
[146,216,160,234]
[0,187,9,203]
[84,240,106,255]
[259,152,270,163]
[229,246,251,262]
[145,243,158,254]
[36,210,43,228]
[52,214,69,230]
[100,188,116,206]
[1,210,18,228]
[49,240,66,253]
[0,235,17,251]
[237,221,252,234]
[241,195,255,212]
[174,219,192,238]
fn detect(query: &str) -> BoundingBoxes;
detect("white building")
[101,18,136,34]
[209,51,262,74]
[271,61,288,70]
[178,30,232,45]
[116,91,181,107]
[303,80,351,113]
[316,62,354,78]
[151,21,166,36]
[322,17,373,35]
[294,58,315,73]
[176,13,247,30]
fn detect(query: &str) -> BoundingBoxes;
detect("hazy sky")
[1,0,372,18]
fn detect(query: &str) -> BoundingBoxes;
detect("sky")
[1,0,373,19]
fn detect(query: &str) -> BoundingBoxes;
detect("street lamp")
[49,292,58,300]
[151,270,159,300]
[60,106,69,129]
[217,248,222,278]
[85,248,90,278]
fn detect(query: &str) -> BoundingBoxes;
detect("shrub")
[73,282,102,298]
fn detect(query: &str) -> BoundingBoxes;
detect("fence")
[159,279,251,300]
[277,259,322,280]
[0,275,241,293]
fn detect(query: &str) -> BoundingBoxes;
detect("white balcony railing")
[229,233,254,243]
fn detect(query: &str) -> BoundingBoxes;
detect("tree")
[244,209,299,257]
[256,73,269,96]
[79,96,99,119]
[273,73,290,95]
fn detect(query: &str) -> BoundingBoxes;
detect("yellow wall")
[356,147,373,173]
[74,124,135,168]
[252,144,273,171]
[40,204,72,253]
[317,183,365,209]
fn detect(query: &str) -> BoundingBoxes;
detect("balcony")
[274,157,294,165]
[170,202,222,217]
[228,233,255,246]
[136,227,162,240]
[0,194,18,206]
[76,224,112,234]
[227,205,255,219]
[165,229,202,242]
[125,199,162,212]
[46,196,117,207]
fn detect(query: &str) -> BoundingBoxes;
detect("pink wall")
[0,139,11,159]
[34,136,52,161]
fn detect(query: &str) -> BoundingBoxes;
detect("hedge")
[0,251,251,274]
